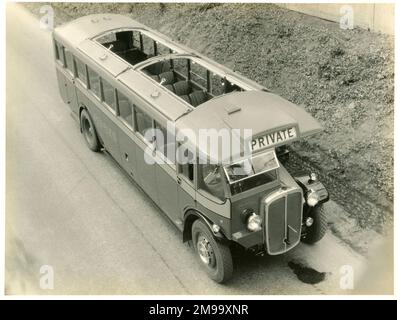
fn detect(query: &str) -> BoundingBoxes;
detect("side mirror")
[276,146,290,163]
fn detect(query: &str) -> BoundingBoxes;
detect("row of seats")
[142,63,209,107]
[145,61,171,76]
[164,81,208,107]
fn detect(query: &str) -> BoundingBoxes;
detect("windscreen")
[223,150,279,194]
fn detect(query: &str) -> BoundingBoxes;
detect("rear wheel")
[192,220,233,283]
[80,109,100,152]
[302,204,327,244]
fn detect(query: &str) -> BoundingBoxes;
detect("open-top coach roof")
[175,91,323,163]
[54,14,265,91]
[134,54,262,92]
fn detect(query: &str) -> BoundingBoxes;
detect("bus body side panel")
[195,196,232,239]
[178,179,196,225]
[134,137,159,205]
[55,64,79,115]
[64,76,79,116]
[92,104,121,163]
[155,162,179,227]
[55,66,69,105]
[116,123,139,184]
[117,125,181,228]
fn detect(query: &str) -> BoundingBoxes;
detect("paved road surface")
[6,4,368,295]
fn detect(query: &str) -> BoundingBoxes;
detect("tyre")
[191,220,233,283]
[302,204,327,244]
[80,109,100,152]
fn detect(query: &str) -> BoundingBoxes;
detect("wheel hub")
[197,235,215,268]
[83,119,94,143]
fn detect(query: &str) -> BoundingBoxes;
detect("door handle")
[177,176,182,185]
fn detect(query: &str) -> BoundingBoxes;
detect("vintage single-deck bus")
[53,14,329,283]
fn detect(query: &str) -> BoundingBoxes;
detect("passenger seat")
[145,61,171,76]
[173,81,191,96]
[189,91,208,107]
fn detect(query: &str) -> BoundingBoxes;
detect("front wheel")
[301,204,327,244]
[80,109,100,152]
[192,220,233,283]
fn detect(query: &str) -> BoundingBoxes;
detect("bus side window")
[178,146,195,183]
[87,66,101,98]
[117,90,134,128]
[134,106,153,142]
[101,78,117,112]
[64,48,75,75]
[75,57,87,85]
[54,40,65,65]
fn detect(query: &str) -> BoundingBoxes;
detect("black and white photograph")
[2,0,395,300]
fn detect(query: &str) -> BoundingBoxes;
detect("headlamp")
[306,189,319,207]
[247,213,262,232]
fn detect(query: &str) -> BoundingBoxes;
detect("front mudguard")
[183,210,228,245]
[294,174,329,233]
[294,174,329,205]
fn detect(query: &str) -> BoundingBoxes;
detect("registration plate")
[251,127,297,151]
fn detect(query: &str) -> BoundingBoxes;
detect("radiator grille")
[264,188,303,255]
